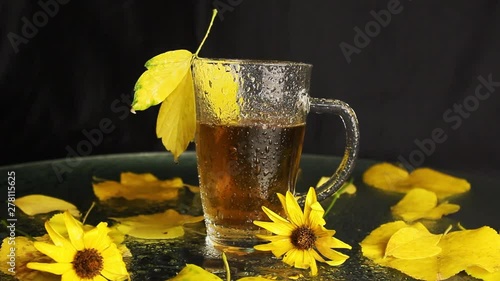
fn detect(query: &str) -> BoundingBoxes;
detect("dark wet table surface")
[1,152,498,280]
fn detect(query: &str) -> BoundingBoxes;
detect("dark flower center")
[73,248,104,279]
[291,226,316,250]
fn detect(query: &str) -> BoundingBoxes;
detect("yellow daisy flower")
[27,211,129,281]
[253,187,351,276]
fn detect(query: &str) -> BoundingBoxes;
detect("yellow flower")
[253,187,351,276]
[27,211,129,281]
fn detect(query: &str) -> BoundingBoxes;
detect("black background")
[1,0,499,176]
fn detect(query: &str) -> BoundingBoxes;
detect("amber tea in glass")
[192,58,360,248]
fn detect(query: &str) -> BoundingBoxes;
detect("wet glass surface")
[0,152,497,280]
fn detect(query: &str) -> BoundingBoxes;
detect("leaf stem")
[222,252,230,281]
[195,9,218,57]
[323,177,354,217]
[1,220,34,241]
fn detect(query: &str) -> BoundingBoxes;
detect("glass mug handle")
[297,98,360,205]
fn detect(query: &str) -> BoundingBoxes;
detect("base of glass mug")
[206,223,267,249]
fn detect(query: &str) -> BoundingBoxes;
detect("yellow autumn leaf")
[406,168,471,199]
[92,172,184,201]
[362,162,471,198]
[362,162,410,192]
[132,50,193,111]
[156,67,196,160]
[391,188,460,222]
[131,10,218,160]
[15,194,80,218]
[192,58,240,123]
[0,235,59,281]
[111,209,204,239]
[166,264,222,281]
[384,226,442,259]
[361,222,500,281]
[466,265,500,281]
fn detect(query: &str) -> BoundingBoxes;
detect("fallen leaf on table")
[361,221,500,281]
[92,172,184,201]
[0,235,59,281]
[391,188,460,222]
[406,168,471,199]
[466,265,500,281]
[362,162,471,198]
[166,264,222,281]
[362,163,410,192]
[111,209,204,239]
[384,225,442,259]
[15,194,80,217]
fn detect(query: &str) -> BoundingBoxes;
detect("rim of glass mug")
[193,57,312,67]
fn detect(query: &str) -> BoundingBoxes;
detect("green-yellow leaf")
[132,50,193,111]
[15,194,80,218]
[167,264,222,281]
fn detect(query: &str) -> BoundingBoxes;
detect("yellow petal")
[44,221,75,251]
[360,221,409,260]
[253,221,293,236]
[254,239,294,257]
[284,191,305,227]
[61,269,80,281]
[63,211,84,251]
[15,194,80,217]
[111,209,203,239]
[167,264,222,281]
[132,49,192,111]
[391,188,460,222]
[26,262,72,275]
[384,226,442,259]
[362,162,410,192]
[32,242,74,263]
[303,187,318,222]
[407,168,471,199]
[261,206,289,224]
[156,68,196,160]
[83,222,112,251]
[466,266,500,281]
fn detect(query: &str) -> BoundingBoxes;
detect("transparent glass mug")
[192,58,360,248]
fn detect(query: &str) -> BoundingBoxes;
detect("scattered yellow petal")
[92,172,184,201]
[111,209,204,239]
[362,162,471,198]
[15,195,80,217]
[238,278,277,281]
[361,222,500,281]
[166,264,222,281]
[466,265,500,281]
[406,168,471,199]
[385,226,442,259]
[362,163,410,192]
[391,188,460,222]
[0,235,59,281]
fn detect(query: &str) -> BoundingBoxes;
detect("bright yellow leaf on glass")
[406,168,471,199]
[15,194,81,218]
[111,209,204,239]
[166,264,222,281]
[466,265,500,281]
[92,172,184,201]
[391,188,460,222]
[362,162,410,192]
[362,162,471,198]
[384,226,442,259]
[361,222,500,281]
